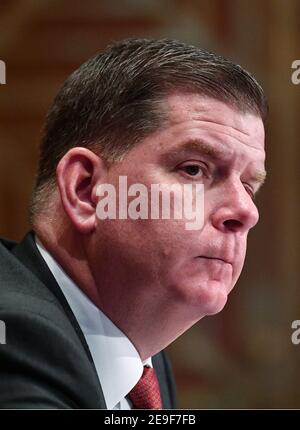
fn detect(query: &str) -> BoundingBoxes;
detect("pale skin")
[35,93,266,360]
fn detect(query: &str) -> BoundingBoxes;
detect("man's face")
[91,93,266,324]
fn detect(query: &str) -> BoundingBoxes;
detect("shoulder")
[0,237,104,409]
[0,237,68,328]
[0,305,102,408]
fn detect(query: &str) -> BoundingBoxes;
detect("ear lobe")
[56,147,107,234]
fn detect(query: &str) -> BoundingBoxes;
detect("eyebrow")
[161,139,228,163]
[161,138,267,189]
[252,170,267,187]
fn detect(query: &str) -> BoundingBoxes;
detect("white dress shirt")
[35,237,152,410]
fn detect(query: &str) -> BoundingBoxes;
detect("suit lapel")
[11,230,107,408]
[10,230,174,409]
[11,231,95,363]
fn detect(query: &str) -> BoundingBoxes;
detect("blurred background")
[0,0,299,408]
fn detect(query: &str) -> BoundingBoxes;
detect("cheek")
[95,217,185,280]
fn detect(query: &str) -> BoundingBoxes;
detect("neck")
[35,215,101,310]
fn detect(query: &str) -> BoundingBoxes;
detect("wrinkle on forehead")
[204,127,265,152]
[165,93,265,150]
[189,116,251,137]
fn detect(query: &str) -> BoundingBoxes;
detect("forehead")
[164,93,265,151]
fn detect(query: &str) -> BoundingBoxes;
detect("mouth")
[197,256,232,266]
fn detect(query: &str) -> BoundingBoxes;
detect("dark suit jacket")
[0,231,177,409]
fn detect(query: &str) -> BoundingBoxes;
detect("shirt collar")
[35,237,152,409]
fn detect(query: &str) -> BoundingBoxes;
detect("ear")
[56,147,107,234]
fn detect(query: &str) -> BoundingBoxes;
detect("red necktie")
[128,366,162,409]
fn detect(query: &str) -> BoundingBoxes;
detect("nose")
[210,181,259,234]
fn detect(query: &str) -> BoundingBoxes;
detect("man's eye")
[244,184,255,199]
[179,164,205,178]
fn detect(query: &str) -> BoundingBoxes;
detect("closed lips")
[197,256,231,265]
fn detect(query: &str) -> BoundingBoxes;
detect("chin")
[202,288,228,316]
[184,279,229,316]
